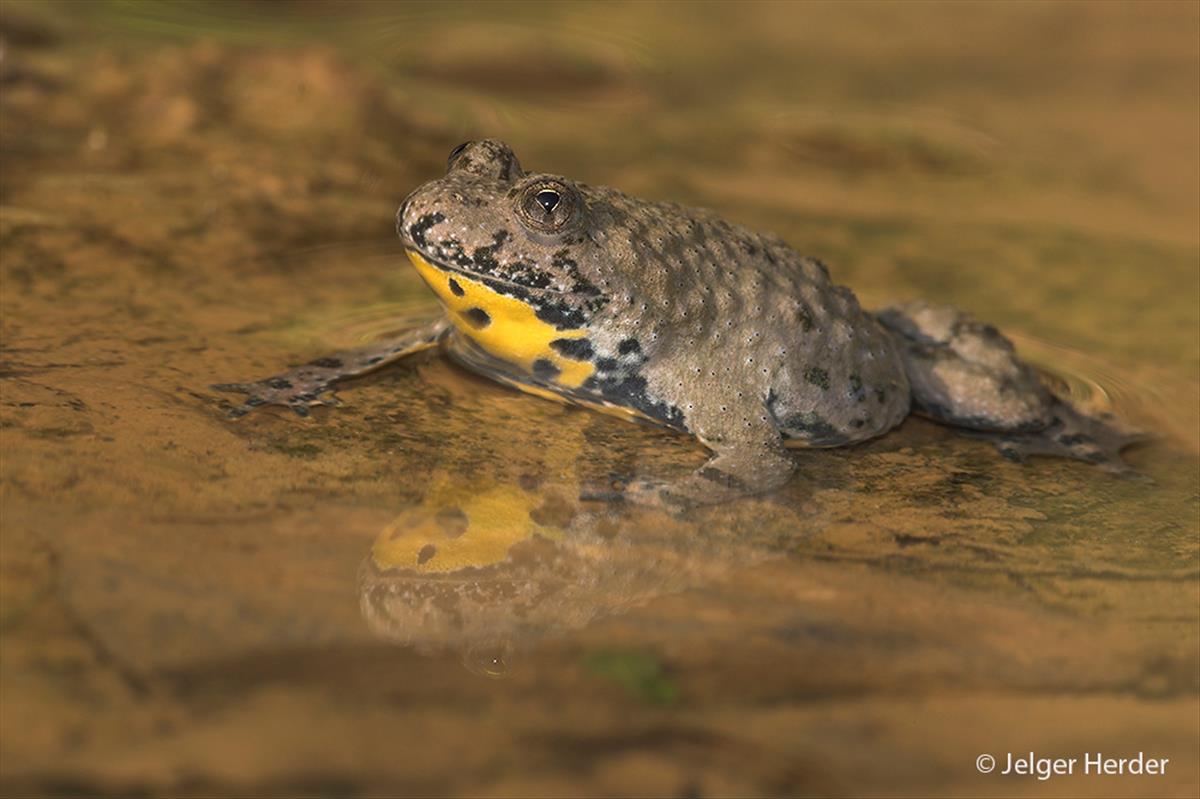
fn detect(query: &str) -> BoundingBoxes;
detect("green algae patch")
[584,649,680,706]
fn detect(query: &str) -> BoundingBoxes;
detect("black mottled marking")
[432,235,468,266]
[366,356,383,365]
[848,374,866,402]
[551,248,604,298]
[417,544,437,565]
[532,359,561,381]
[582,371,685,430]
[532,300,589,330]
[461,308,491,329]
[418,245,602,331]
[1058,433,1094,446]
[595,357,618,371]
[549,338,594,360]
[617,338,641,355]
[471,230,508,273]
[430,247,605,331]
[407,213,445,248]
[804,366,831,390]
[498,154,518,181]
[448,277,464,296]
[266,378,292,390]
[475,230,557,291]
[309,357,343,369]
[476,270,591,330]
[796,303,814,332]
[699,467,747,490]
[875,386,888,404]
[778,411,848,446]
[434,237,473,268]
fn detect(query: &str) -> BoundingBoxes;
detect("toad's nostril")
[447,140,472,171]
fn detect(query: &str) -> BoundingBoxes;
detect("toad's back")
[568,186,912,448]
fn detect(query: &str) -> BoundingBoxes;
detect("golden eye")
[517,181,577,234]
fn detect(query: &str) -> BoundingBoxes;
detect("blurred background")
[1,2,1197,796]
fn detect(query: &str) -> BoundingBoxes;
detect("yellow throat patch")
[406,249,594,389]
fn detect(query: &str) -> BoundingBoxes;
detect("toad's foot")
[599,406,797,511]
[213,370,342,418]
[213,319,450,418]
[985,400,1148,477]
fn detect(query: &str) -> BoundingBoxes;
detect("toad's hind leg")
[213,318,451,417]
[875,300,1142,472]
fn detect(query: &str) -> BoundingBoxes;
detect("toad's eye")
[516,180,580,235]
[447,140,472,170]
[534,189,560,213]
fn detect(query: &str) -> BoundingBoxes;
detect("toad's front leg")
[213,318,451,417]
[623,398,796,510]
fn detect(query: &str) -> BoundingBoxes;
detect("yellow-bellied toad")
[216,140,1140,507]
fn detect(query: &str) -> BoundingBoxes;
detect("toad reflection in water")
[358,468,785,677]
[219,140,1144,509]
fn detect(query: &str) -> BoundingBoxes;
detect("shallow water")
[1,1,1197,796]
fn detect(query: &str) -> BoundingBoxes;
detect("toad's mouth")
[404,248,571,296]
